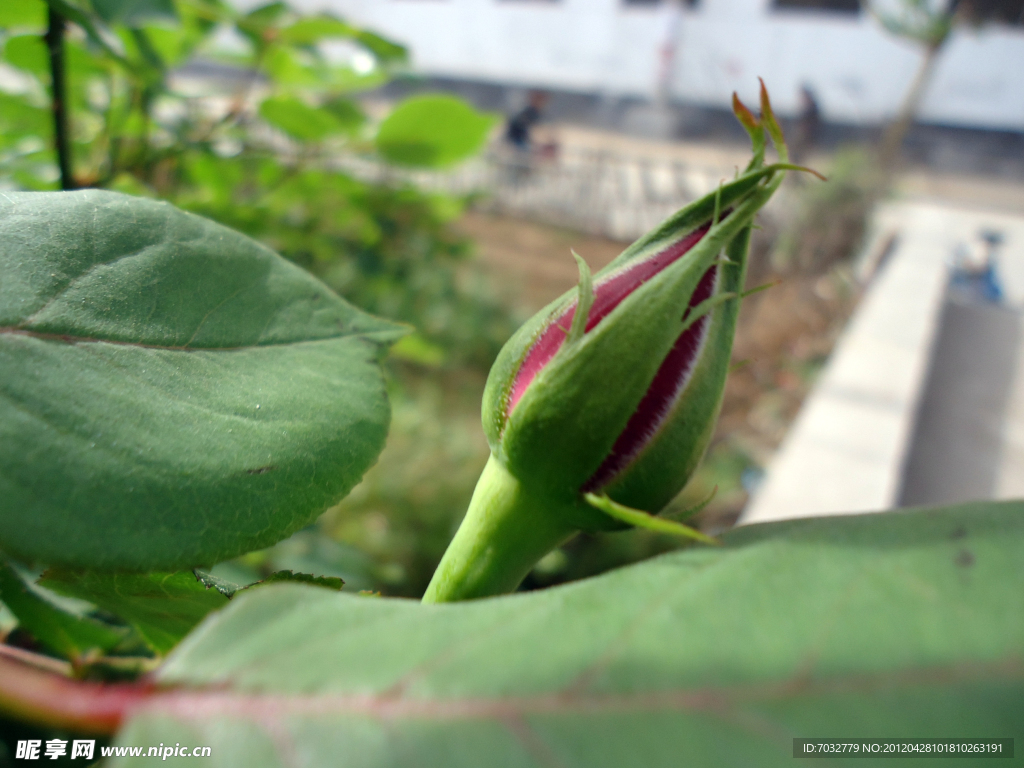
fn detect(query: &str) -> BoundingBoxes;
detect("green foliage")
[0,0,46,29]
[0,190,403,571]
[0,5,1013,756]
[90,0,177,26]
[113,501,1023,765]
[39,568,343,655]
[376,94,498,168]
[40,571,229,655]
[258,95,360,141]
[0,0,512,365]
[169,155,515,368]
[0,562,125,660]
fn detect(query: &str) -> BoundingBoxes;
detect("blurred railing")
[336,145,727,240]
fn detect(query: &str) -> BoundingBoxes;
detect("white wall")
[277,0,1024,130]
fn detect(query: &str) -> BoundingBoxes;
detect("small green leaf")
[375,94,497,168]
[258,96,348,142]
[0,562,124,660]
[40,570,230,655]
[0,191,405,571]
[113,501,1023,765]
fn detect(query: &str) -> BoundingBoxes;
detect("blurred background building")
[280,0,1024,132]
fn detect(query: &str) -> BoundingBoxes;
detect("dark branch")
[44,6,75,190]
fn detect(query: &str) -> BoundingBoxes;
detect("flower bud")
[424,83,804,602]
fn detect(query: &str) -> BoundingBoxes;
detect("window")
[622,0,700,8]
[772,0,861,14]
[963,0,1024,25]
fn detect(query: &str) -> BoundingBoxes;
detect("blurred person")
[502,90,557,184]
[949,229,1005,305]
[505,89,551,151]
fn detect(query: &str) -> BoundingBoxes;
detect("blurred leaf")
[0,0,47,30]
[258,95,347,141]
[354,29,407,64]
[375,94,497,168]
[46,0,130,64]
[91,0,176,26]
[263,45,319,87]
[0,562,125,659]
[141,23,195,68]
[116,502,1023,765]
[0,93,50,135]
[278,15,355,45]
[389,333,446,367]
[0,191,405,571]
[40,570,229,655]
[321,96,366,133]
[241,0,287,26]
[3,35,49,77]
[235,0,288,48]
[65,36,115,77]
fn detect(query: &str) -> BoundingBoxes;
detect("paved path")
[742,201,1024,523]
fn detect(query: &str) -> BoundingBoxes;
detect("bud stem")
[422,455,580,603]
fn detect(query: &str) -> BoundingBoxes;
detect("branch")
[44,5,75,190]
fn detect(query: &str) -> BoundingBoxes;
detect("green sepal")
[583,493,720,545]
[599,225,752,514]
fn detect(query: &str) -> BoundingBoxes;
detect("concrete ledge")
[740,203,957,523]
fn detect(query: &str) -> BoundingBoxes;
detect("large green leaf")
[0,191,404,571]
[375,94,497,169]
[115,502,1023,766]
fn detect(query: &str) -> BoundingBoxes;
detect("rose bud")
[424,82,815,603]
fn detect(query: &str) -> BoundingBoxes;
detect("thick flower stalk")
[424,83,809,603]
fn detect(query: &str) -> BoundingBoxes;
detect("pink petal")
[581,263,718,492]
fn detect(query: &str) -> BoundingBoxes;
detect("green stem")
[422,455,579,603]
